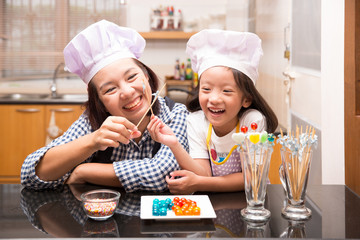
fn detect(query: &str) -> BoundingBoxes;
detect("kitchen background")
[0,0,357,197]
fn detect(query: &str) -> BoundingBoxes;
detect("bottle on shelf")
[174,9,182,30]
[193,72,198,88]
[180,62,185,80]
[185,58,193,80]
[174,58,180,80]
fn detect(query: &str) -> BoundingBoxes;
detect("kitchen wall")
[125,0,246,84]
[124,0,345,185]
[321,0,345,185]
[255,0,345,185]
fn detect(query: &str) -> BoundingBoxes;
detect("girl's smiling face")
[199,66,251,137]
[91,58,152,128]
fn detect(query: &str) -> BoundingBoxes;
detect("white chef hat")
[186,29,263,84]
[63,20,146,84]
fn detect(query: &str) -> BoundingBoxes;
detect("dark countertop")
[0,184,359,239]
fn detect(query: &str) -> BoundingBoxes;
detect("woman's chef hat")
[186,29,263,84]
[63,20,146,84]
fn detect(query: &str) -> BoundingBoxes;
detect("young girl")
[148,29,278,194]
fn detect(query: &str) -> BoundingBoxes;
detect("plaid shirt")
[21,97,189,192]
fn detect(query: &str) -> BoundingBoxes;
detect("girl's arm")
[166,170,244,195]
[148,116,211,176]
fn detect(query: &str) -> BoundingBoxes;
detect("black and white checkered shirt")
[21,97,189,192]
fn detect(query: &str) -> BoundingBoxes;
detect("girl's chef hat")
[63,20,146,84]
[186,29,263,84]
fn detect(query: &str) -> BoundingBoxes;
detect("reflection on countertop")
[1,184,359,239]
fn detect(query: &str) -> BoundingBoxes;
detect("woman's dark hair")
[187,67,278,132]
[84,59,160,130]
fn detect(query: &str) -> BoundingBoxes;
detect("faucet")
[51,62,65,98]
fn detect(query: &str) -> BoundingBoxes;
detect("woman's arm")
[36,133,97,181]
[65,163,122,187]
[35,116,140,181]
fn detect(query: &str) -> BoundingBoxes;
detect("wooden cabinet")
[44,105,84,141]
[0,104,84,183]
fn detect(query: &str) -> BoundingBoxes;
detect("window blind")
[0,0,125,81]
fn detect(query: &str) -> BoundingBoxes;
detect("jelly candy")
[249,133,260,144]
[260,131,268,143]
[241,126,248,133]
[232,132,245,144]
[268,134,275,142]
[152,197,201,216]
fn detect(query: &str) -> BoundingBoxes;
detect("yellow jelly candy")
[249,133,260,144]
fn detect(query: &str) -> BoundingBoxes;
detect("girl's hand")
[92,116,141,151]
[165,170,199,195]
[147,115,178,148]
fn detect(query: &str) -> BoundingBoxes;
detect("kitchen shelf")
[165,79,193,95]
[139,31,197,40]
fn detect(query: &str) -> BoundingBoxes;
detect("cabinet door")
[0,105,45,183]
[44,105,84,141]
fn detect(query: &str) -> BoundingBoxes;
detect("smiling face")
[91,58,153,129]
[199,66,251,136]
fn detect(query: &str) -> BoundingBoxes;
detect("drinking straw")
[142,79,154,116]
[255,147,268,196]
[296,127,315,198]
[245,139,258,202]
[136,83,166,128]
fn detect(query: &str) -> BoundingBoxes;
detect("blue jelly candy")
[152,208,159,216]
[159,207,167,216]
[159,200,167,208]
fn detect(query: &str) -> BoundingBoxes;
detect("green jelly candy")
[260,131,268,143]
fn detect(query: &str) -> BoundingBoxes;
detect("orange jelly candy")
[172,197,200,216]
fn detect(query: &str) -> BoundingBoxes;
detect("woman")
[21,20,189,192]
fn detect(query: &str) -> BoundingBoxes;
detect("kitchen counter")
[0,184,359,239]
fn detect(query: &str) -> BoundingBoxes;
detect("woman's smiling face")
[199,66,251,136]
[91,58,152,126]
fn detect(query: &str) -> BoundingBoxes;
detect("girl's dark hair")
[84,59,160,130]
[187,67,278,132]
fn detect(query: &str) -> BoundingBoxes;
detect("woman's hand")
[165,170,199,195]
[92,116,141,151]
[66,164,86,185]
[147,115,178,148]
[66,163,122,187]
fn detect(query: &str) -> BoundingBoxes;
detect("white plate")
[140,195,216,220]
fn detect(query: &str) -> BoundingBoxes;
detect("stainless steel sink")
[0,93,49,100]
[50,94,88,101]
[0,93,88,103]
